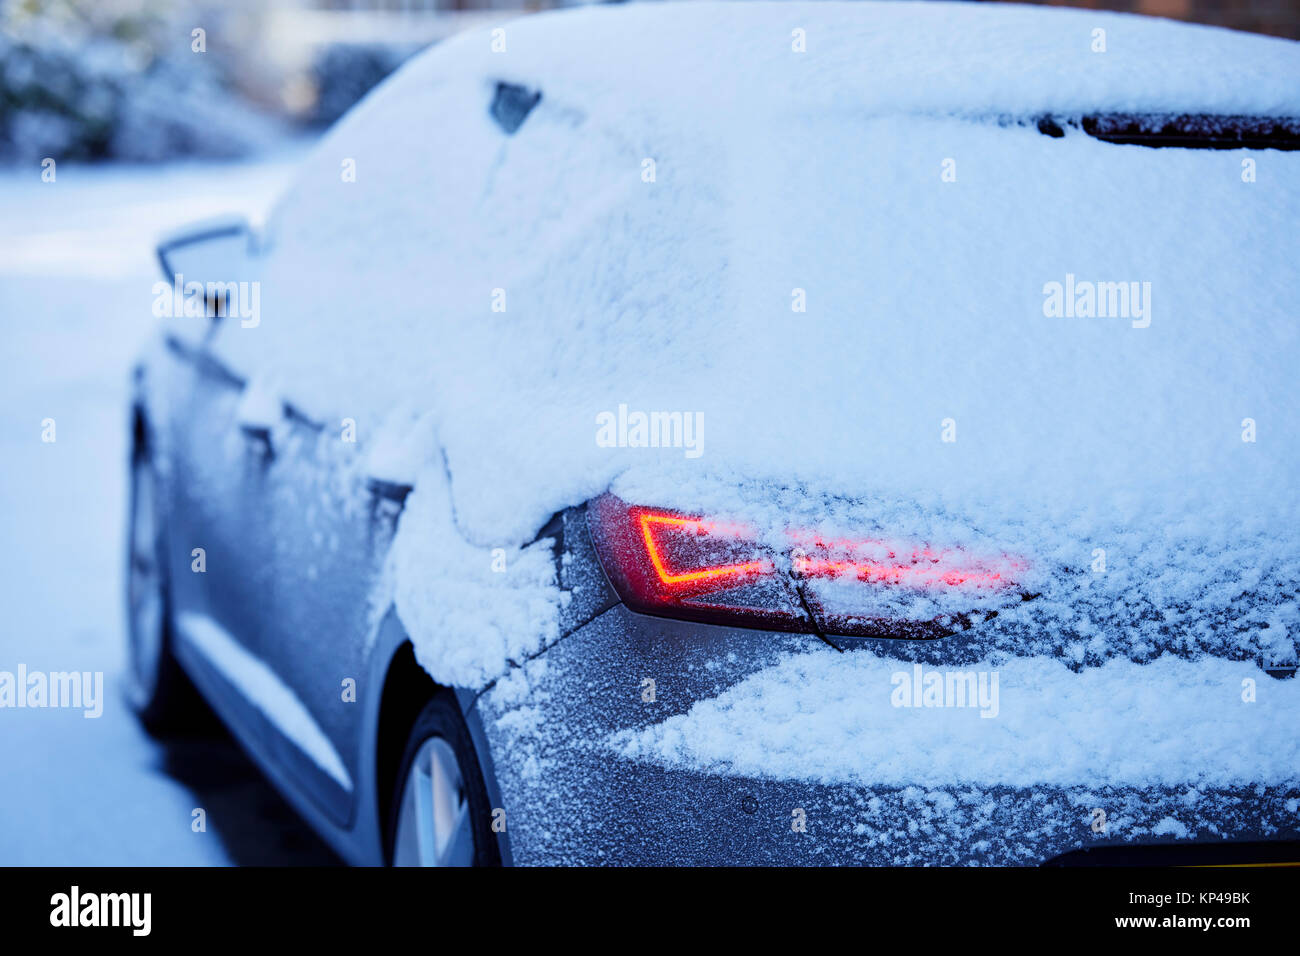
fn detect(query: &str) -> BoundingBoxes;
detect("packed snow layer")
[612,650,1300,788]
[192,3,1300,685]
[208,17,1300,530]
[386,462,564,687]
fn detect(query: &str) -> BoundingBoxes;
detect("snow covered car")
[126,2,1300,865]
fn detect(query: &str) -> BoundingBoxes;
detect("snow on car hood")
[201,3,1300,687]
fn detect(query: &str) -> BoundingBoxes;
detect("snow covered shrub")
[0,1,280,163]
[307,42,423,127]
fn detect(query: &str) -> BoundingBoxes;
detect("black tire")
[125,419,207,734]
[386,693,502,866]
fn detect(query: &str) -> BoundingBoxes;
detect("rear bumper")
[474,604,1300,865]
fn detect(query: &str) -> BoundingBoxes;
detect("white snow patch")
[386,463,562,688]
[204,2,1300,546]
[363,407,440,488]
[612,651,1300,789]
[1152,816,1190,838]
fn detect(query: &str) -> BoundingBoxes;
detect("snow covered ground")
[0,150,339,864]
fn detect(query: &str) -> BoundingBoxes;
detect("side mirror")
[155,214,260,325]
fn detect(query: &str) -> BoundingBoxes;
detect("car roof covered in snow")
[411,0,1300,121]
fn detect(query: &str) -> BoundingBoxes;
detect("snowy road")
[0,152,340,864]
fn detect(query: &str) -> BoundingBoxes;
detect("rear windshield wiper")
[1035,113,1300,150]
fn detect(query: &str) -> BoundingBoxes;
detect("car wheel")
[125,426,203,732]
[389,693,501,866]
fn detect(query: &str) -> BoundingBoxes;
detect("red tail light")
[786,531,1018,589]
[637,512,773,589]
[587,494,1025,637]
[587,494,803,630]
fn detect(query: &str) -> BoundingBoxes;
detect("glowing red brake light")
[787,532,1021,589]
[637,512,774,587]
[587,495,799,628]
[587,494,1025,637]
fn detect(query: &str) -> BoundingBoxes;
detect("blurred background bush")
[1,0,1296,165]
[1,0,276,162]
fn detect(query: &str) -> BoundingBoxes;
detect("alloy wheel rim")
[127,460,163,701]
[393,735,473,866]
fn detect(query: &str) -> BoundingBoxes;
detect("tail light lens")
[587,494,1025,637]
[587,494,804,630]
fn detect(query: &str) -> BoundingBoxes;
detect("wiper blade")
[1038,112,1300,150]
